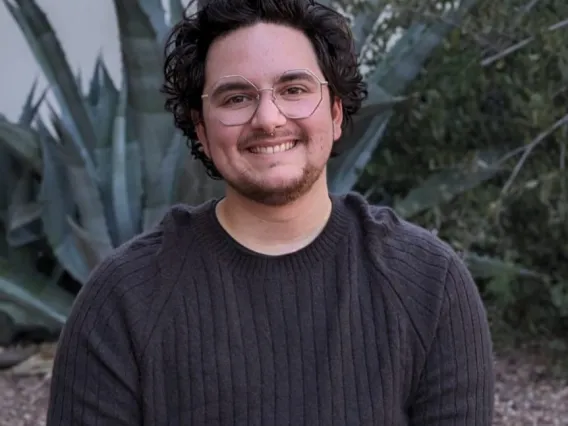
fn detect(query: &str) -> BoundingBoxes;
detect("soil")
[1,342,567,426]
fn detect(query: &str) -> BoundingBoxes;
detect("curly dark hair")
[161,0,368,180]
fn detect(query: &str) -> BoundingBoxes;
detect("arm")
[408,254,495,425]
[46,259,142,425]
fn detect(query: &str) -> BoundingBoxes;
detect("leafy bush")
[356,0,568,335]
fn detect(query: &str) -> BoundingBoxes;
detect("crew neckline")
[191,194,352,276]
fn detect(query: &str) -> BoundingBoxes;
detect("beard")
[207,127,331,206]
[225,159,325,206]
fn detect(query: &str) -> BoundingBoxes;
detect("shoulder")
[64,226,164,346]
[81,198,217,294]
[340,192,475,345]
[339,191,457,267]
[65,199,217,347]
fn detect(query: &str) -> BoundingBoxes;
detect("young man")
[47,0,495,424]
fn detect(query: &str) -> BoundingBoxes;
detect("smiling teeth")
[249,141,296,154]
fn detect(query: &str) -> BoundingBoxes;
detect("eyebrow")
[206,71,322,97]
[277,71,316,83]
[209,81,255,96]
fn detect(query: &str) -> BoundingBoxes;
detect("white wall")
[0,0,192,122]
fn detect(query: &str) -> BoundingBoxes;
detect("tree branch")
[481,18,568,67]
[501,113,568,195]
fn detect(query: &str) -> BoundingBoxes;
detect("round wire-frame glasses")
[201,68,329,126]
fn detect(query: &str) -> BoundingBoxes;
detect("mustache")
[238,129,307,149]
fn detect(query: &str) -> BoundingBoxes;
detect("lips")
[248,140,298,154]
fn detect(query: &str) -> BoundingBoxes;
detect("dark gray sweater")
[46,192,494,425]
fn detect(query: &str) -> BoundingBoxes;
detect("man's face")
[195,22,343,206]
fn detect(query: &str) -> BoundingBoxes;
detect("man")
[46,0,495,424]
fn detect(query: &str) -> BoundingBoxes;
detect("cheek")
[306,111,336,146]
[203,122,240,158]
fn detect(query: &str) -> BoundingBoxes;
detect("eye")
[284,86,307,95]
[224,94,252,106]
[228,95,246,104]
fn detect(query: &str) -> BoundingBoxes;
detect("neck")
[216,178,332,256]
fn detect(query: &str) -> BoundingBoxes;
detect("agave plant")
[0,86,73,345]
[0,0,218,342]
[1,0,221,283]
[1,0,532,342]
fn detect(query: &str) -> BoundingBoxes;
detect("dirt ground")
[1,343,567,426]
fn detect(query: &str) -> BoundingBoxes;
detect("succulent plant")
[0,0,217,343]
[1,0,221,283]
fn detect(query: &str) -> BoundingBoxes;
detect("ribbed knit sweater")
[46,192,494,425]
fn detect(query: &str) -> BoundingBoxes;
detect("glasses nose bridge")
[253,86,280,114]
[256,87,276,103]
[251,86,286,125]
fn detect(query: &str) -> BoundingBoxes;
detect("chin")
[262,167,305,185]
[227,165,324,206]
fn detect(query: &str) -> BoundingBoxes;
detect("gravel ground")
[1,344,567,425]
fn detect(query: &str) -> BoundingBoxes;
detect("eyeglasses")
[201,69,328,126]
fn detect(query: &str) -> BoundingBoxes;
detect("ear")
[331,97,343,142]
[191,109,211,157]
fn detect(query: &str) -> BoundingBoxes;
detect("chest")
[141,264,413,425]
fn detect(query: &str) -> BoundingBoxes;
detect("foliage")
[0,89,72,345]
[0,0,482,342]
[4,0,557,343]
[355,0,568,335]
[328,0,478,191]
[0,0,220,343]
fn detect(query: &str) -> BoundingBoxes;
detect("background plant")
[354,0,568,337]
[0,0,566,347]
[0,0,222,344]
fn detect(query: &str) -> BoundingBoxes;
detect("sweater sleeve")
[408,254,495,425]
[46,257,143,426]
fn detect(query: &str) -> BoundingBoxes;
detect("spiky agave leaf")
[86,57,123,245]
[0,231,73,339]
[5,169,42,248]
[328,0,479,194]
[113,0,173,230]
[0,116,42,174]
[354,92,417,123]
[65,217,113,272]
[113,0,221,230]
[329,112,392,195]
[0,116,42,177]
[87,56,119,151]
[393,150,506,219]
[0,79,45,248]
[110,73,143,243]
[0,267,71,332]
[138,0,169,43]
[350,1,380,55]
[35,120,90,284]
[18,77,46,127]
[47,104,114,256]
[464,252,546,281]
[4,0,98,183]
[169,0,188,26]
[161,132,191,204]
[0,140,19,231]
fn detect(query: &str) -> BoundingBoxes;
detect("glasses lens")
[273,70,323,119]
[204,70,324,125]
[208,76,259,125]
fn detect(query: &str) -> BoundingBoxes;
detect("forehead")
[204,22,323,87]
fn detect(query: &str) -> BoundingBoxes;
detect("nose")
[249,89,287,133]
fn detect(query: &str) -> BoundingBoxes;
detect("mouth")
[247,140,298,154]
